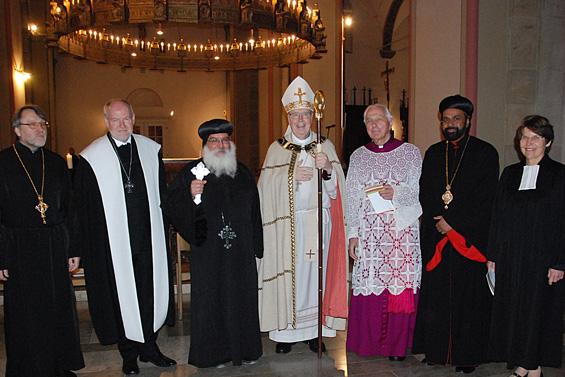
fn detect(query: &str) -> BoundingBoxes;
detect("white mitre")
[281,76,315,113]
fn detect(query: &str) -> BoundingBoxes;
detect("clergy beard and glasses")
[73,99,176,375]
[163,119,263,368]
[487,115,565,377]
[202,140,237,178]
[257,76,348,355]
[345,104,422,360]
[0,105,84,377]
[413,95,499,374]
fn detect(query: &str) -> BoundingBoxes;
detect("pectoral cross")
[294,87,306,104]
[381,61,395,108]
[218,213,237,250]
[35,196,49,225]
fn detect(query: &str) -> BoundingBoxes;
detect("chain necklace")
[110,139,135,194]
[442,137,470,209]
[12,144,49,224]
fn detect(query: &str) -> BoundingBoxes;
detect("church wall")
[410,0,465,153]
[477,0,565,167]
[54,56,227,158]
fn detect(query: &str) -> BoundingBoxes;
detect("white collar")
[518,164,539,190]
[113,136,132,147]
[291,132,313,146]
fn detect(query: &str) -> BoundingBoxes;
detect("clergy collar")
[15,140,42,155]
[365,138,403,153]
[111,135,132,147]
[291,132,313,146]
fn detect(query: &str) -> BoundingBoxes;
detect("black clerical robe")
[413,135,499,366]
[0,142,84,377]
[72,135,174,345]
[164,159,263,367]
[488,155,565,369]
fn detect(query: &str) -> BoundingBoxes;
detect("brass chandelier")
[47,0,327,71]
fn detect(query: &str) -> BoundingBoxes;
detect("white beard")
[202,142,237,178]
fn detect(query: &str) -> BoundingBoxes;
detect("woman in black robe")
[488,115,565,377]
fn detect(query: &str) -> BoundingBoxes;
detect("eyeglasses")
[289,111,312,120]
[20,121,50,130]
[440,115,466,126]
[108,117,133,127]
[207,137,231,145]
[520,134,545,144]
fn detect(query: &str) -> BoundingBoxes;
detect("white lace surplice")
[346,144,422,297]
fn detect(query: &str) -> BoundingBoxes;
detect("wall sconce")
[14,69,31,84]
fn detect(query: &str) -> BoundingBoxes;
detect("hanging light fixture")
[47,0,327,72]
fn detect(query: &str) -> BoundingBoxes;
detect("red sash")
[426,229,486,271]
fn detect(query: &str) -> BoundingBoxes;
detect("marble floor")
[0,296,563,377]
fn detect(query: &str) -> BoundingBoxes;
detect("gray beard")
[202,142,237,178]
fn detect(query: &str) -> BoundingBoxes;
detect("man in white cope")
[257,76,348,354]
[345,104,422,360]
[72,99,175,375]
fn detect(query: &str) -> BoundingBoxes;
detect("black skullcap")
[198,119,233,144]
[438,95,474,118]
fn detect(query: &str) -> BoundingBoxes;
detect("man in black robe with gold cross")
[0,105,84,377]
[72,99,175,375]
[163,119,263,368]
[413,95,499,374]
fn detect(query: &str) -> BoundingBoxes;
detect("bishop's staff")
[314,90,325,359]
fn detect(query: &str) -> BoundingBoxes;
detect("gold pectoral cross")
[35,195,49,224]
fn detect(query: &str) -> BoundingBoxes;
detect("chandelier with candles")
[48,0,327,71]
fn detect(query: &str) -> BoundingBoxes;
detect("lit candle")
[66,153,73,169]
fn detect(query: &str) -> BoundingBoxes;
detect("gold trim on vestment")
[262,215,291,227]
[261,163,290,171]
[287,150,298,328]
[277,136,326,154]
[261,269,293,284]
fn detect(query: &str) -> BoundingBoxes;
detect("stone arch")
[379,0,404,59]
[126,88,164,108]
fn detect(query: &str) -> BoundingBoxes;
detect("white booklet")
[486,270,496,296]
[365,185,395,214]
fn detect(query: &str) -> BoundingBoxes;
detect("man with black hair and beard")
[412,95,499,374]
[164,119,263,368]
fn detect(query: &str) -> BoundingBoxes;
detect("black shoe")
[455,366,476,374]
[388,356,406,361]
[122,360,140,375]
[305,338,326,353]
[58,371,77,377]
[275,342,294,354]
[139,351,177,367]
[422,357,435,366]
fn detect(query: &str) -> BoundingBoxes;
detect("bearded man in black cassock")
[72,99,175,375]
[163,119,263,368]
[0,105,84,377]
[412,95,499,374]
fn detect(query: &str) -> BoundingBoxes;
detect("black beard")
[442,126,468,141]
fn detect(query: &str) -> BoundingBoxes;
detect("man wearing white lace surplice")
[345,104,422,360]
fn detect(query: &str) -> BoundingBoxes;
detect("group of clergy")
[344,94,565,377]
[0,76,563,377]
